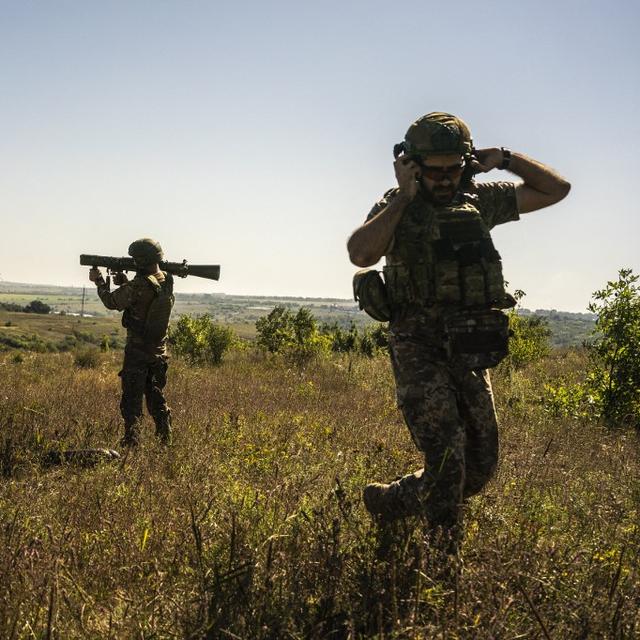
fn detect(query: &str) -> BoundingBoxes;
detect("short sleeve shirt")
[366,181,519,231]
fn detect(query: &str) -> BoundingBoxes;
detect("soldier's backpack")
[353,269,391,322]
[144,272,175,345]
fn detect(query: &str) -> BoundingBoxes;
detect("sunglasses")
[413,158,465,180]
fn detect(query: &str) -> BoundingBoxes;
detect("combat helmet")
[128,238,163,266]
[399,112,473,157]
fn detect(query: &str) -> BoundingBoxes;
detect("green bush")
[586,269,640,427]
[74,346,101,369]
[255,306,295,353]
[0,333,54,352]
[322,322,359,353]
[359,324,389,357]
[544,269,640,428]
[500,291,551,371]
[256,306,331,364]
[169,314,237,365]
[24,300,51,314]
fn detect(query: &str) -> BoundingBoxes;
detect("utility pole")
[80,286,86,319]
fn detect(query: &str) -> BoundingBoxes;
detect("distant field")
[0,281,596,347]
[0,283,363,326]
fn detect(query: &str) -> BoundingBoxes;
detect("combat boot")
[363,482,402,522]
[154,415,172,445]
[121,422,141,448]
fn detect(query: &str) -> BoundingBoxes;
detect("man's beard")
[420,180,456,204]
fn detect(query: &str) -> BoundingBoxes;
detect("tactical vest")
[383,192,510,311]
[122,272,174,346]
[144,273,175,345]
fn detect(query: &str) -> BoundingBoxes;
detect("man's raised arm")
[473,148,571,213]
[347,156,419,267]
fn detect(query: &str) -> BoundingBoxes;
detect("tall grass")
[0,349,638,638]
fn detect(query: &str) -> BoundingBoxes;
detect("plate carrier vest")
[383,191,510,311]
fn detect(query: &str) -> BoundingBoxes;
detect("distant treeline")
[0,300,51,314]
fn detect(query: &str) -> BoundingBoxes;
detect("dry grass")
[0,348,639,638]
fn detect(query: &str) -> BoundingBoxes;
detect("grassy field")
[1,342,638,638]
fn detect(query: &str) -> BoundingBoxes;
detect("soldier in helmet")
[89,238,175,447]
[348,112,570,549]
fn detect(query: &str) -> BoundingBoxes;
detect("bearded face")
[417,153,465,204]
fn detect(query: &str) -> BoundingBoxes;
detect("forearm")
[508,152,570,196]
[498,150,571,213]
[347,192,412,267]
[95,278,121,311]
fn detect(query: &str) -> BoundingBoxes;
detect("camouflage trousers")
[386,324,499,531]
[119,347,172,444]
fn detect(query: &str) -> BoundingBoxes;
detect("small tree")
[255,306,330,363]
[586,268,640,427]
[359,324,389,357]
[24,300,51,314]
[322,322,359,353]
[543,269,640,428]
[169,314,236,365]
[255,306,295,353]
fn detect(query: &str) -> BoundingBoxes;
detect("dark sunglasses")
[413,158,465,180]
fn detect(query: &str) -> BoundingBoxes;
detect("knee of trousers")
[120,370,147,421]
[120,398,143,423]
[401,401,466,458]
[148,401,171,422]
[463,456,498,498]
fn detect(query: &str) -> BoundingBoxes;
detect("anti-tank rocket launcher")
[79,254,220,281]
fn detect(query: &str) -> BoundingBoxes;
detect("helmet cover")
[128,238,163,266]
[403,112,473,157]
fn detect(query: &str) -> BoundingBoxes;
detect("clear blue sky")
[1,0,638,311]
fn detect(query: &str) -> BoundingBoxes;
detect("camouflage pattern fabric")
[120,347,171,444]
[96,271,173,444]
[96,272,171,358]
[366,181,519,229]
[385,313,499,530]
[403,112,473,157]
[364,181,518,531]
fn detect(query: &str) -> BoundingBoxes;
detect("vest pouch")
[461,263,486,307]
[353,269,391,322]
[144,274,175,345]
[484,261,507,305]
[443,309,510,370]
[434,260,462,303]
[383,264,413,307]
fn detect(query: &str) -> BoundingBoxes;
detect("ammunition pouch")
[353,269,391,322]
[443,308,510,370]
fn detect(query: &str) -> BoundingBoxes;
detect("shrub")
[255,306,331,364]
[24,300,51,314]
[255,306,295,353]
[74,346,101,369]
[500,291,551,371]
[0,333,53,352]
[543,269,640,428]
[322,322,360,353]
[359,324,389,357]
[586,269,640,427]
[169,314,236,365]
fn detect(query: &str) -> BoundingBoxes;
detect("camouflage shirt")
[365,181,519,335]
[366,181,519,229]
[96,272,170,357]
